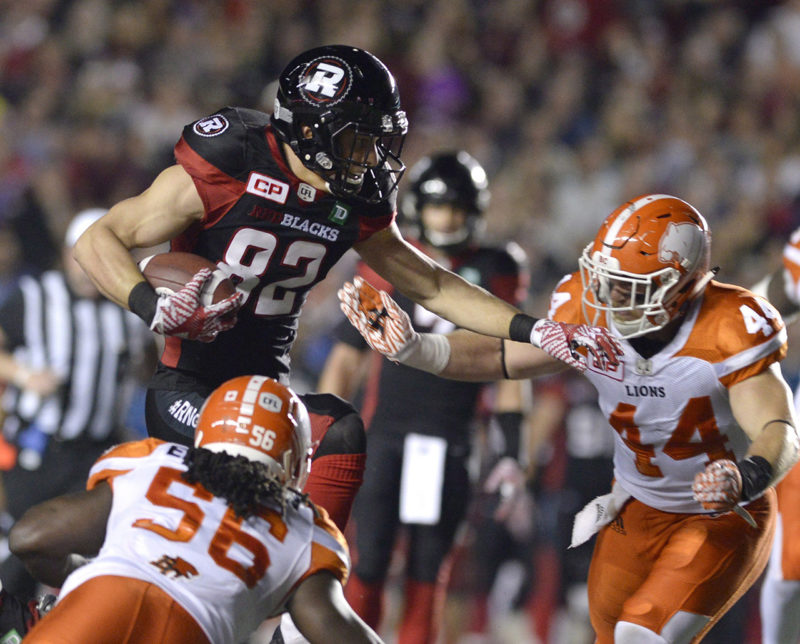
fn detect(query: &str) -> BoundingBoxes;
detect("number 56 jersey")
[549,273,788,513]
[58,439,350,644]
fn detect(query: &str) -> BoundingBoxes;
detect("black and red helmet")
[401,151,490,251]
[271,45,408,204]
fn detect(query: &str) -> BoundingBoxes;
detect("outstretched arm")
[355,225,527,340]
[337,277,621,379]
[289,572,384,644]
[9,483,112,587]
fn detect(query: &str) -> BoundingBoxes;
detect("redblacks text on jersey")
[155,107,398,390]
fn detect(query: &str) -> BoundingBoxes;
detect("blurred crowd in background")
[4,0,800,373]
[3,1,800,642]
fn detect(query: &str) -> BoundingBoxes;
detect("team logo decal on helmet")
[298,56,353,105]
[658,222,706,268]
[193,114,229,137]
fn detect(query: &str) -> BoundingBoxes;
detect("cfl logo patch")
[246,172,289,204]
[193,115,229,137]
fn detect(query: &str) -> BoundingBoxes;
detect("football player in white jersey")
[751,228,800,644]
[338,194,800,644]
[7,375,383,644]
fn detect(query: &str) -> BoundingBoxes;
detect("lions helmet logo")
[298,56,352,105]
[658,222,704,269]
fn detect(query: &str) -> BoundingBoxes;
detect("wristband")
[395,333,451,374]
[509,313,538,344]
[128,281,159,325]
[737,456,773,502]
[493,411,523,459]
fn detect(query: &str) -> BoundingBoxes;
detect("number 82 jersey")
[157,107,398,389]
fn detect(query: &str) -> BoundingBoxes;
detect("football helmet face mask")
[578,194,712,338]
[271,45,408,204]
[195,376,312,489]
[401,150,490,252]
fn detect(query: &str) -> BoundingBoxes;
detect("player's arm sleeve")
[86,438,164,490]
[715,294,787,388]
[173,107,249,220]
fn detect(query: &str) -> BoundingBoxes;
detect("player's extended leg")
[761,466,800,644]
[399,452,470,644]
[300,393,366,533]
[345,432,403,629]
[588,492,775,644]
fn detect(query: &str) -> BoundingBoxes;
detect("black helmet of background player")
[401,150,490,253]
[271,44,408,204]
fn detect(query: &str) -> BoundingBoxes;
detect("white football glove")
[692,459,742,512]
[484,457,525,515]
[338,276,416,361]
[151,268,243,343]
[338,277,452,373]
[531,318,623,373]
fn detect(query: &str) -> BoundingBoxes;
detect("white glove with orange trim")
[692,459,742,511]
[337,277,451,373]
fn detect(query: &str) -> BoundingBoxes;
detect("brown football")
[138,252,237,306]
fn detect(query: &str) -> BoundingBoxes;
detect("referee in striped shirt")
[0,209,155,599]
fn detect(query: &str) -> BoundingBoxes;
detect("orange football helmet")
[194,375,311,489]
[578,194,712,338]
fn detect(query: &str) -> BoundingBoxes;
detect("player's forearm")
[74,219,146,309]
[410,265,521,339]
[731,364,800,487]
[745,420,799,485]
[317,344,367,399]
[436,331,506,381]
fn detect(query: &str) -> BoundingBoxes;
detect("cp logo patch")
[298,56,352,105]
[193,114,229,137]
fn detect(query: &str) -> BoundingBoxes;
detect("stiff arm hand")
[338,277,622,373]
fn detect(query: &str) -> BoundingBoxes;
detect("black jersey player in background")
[318,151,531,643]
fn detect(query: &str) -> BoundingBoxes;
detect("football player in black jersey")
[74,44,616,552]
[318,151,532,643]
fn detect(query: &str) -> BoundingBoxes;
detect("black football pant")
[351,431,470,585]
[145,388,366,532]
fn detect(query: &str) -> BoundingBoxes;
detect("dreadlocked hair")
[181,447,314,519]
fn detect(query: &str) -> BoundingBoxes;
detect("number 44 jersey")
[57,439,350,644]
[549,273,788,513]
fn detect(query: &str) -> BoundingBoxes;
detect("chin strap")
[688,267,719,299]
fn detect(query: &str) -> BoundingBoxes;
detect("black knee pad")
[302,393,366,458]
[315,409,366,458]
